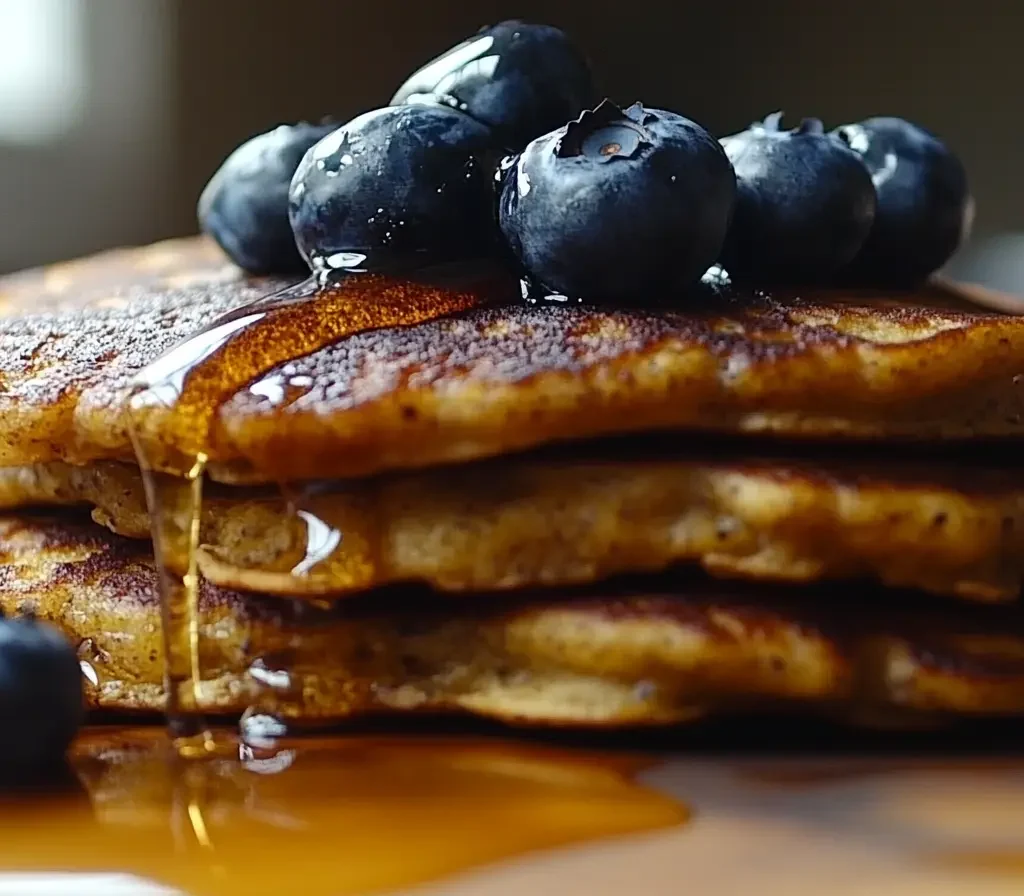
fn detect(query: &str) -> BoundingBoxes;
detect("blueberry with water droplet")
[498,101,735,302]
[289,105,498,275]
[198,122,337,275]
[391,20,596,151]
[720,112,876,283]
[832,116,971,285]
[0,613,83,780]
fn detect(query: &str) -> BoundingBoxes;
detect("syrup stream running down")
[127,266,508,747]
[135,452,209,748]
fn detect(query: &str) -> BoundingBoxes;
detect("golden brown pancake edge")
[3,512,1024,727]
[1,237,1022,482]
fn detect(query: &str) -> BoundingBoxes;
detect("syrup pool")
[0,727,684,896]
[3,727,1024,895]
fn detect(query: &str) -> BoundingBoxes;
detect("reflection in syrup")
[291,505,343,578]
[6,729,1024,893]
[127,267,511,744]
[0,728,684,896]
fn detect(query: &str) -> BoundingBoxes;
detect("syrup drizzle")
[127,266,507,746]
[124,255,1016,752]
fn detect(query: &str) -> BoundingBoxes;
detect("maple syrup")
[0,727,685,896]
[5,727,1024,894]
[127,267,511,743]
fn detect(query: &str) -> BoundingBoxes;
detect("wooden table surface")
[0,726,1020,895]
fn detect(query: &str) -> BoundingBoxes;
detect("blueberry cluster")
[199,20,971,300]
[0,612,83,780]
[721,113,970,286]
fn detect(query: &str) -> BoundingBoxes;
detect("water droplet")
[240,708,288,749]
[311,128,346,161]
[248,659,292,691]
[238,744,297,775]
[516,156,531,197]
[701,264,732,289]
[323,251,368,271]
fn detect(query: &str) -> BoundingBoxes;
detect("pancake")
[2,448,1023,601]
[4,512,1024,727]
[1,238,1023,484]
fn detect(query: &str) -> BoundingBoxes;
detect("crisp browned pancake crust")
[2,449,1024,601]
[1,238,1022,483]
[3,513,1024,726]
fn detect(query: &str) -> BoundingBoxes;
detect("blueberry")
[289,105,498,276]
[391,20,596,152]
[498,101,735,302]
[0,614,82,780]
[720,113,876,283]
[199,122,337,275]
[832,116,971,285]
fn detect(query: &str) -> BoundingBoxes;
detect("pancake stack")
[2,236,1024,729]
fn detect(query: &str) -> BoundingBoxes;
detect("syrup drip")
[135,453,211,750]
[129,268,501,472]
[127,267,507,745]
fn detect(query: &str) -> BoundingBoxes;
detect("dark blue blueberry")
[832,116,971,285]
[720,113,876,283]
[498,101,735,302]
[0,614,82,780]
[198,122,337,275]
[391,20,596,152]
[288,105,498,276]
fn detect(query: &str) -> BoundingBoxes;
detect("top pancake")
[2,237,1022,483]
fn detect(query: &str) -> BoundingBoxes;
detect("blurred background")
[0,0,1021,287]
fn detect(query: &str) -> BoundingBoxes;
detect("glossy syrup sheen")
[126,267,514,740]
[4,728,1024,895]
[128,266,514,468]
[0,728,685,896]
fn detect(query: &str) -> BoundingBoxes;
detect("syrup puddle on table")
[5,728,1024,895]
[126,265,511,747]
[0,727,685,896]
